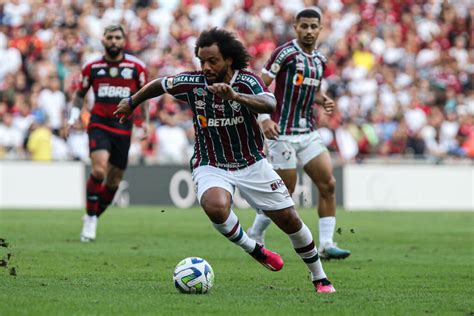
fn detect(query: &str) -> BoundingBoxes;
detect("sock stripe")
[223,221,240,238]
[230,227,244,243]
[295,241,315,254]
[303,253,320,264]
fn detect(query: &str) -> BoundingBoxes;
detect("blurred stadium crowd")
[0,0,473,164]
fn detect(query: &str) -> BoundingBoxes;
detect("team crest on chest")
[193,87,208,97]
[109,67,119,77]
[121,68,133,79]
[229,100,241,112]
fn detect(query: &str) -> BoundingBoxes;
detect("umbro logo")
[97,69,106,76]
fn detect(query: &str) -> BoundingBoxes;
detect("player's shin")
[211,210,257,252]
[96,185,118,217]
[288,223,327,281]
[86,174,103,216]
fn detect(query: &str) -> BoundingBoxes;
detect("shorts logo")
[270,179,285,191]
[121,68,133,79]
[109,67,119,77]
[282,150,292,161]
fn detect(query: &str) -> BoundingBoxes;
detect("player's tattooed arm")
[208,83,276,114]
[114,78,165,123]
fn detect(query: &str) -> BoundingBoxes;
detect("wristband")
[128,97,136,110]
[67,107,80,125]
[257,113,271,123]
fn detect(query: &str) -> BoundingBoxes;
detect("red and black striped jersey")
[162,70,273,170]
[78,54,147,134]
[262,40,327,135]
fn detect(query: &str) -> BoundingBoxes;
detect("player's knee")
[91,167,106,181]
[201,195,231,223]
[320,177,336,197]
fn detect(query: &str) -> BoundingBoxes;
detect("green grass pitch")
[1,207,473,315]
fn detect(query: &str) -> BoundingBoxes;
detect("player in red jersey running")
[66,25,148,242]
[114,28,335,293]
[248,8,351,260]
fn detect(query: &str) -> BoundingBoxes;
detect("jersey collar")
[292,39,315,57]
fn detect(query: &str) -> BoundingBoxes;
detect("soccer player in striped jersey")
[66,25,148,242]
[114,28,335,293]
[248,8,351,260]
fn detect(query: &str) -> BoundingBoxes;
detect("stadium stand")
[0,0,473,164]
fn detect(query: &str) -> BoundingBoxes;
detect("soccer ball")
[173,257,214,294]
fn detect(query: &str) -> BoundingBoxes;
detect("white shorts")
[267,131,327,169]
[192,159,295,212]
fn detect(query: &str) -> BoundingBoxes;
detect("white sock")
[212,210,256,253]
[249,213,272,237]
[288,223,327,281]
[319,216,336,248]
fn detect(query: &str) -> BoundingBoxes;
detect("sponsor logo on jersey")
[292,73,320,87]
[229,100,241,112]
[97,69,106,76]
[271,63,280,73]
[174,75,202,84]
[197,115,208,128]
[121,68,133,79]
[196,115,244,128]
[109,67,119,77]
[165,77,174,90]
[238,74,258,87]
[212,103,224,111]
[98,84,131,98]
[194,100,206,109]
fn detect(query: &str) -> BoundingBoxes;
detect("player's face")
[102,30,125,58]
[294,17,321,48]
[197,44,233,84]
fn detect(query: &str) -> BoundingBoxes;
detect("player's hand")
[321,95,335,114]
[261,119,280,140]
[208,83,238,100]
[114,98,133,124]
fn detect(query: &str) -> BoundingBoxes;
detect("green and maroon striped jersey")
[162,70,274,170]
[262,39,327,135]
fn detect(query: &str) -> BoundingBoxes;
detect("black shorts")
[88,127,131,170]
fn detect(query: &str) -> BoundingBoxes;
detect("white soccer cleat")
[80,215,97,242]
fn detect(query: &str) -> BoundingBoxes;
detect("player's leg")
[193,166,283,271]
[96,164,123,217]
[96,132,130,217]
[303,149,350,259]
[237,159,334,292]
[248,140,297,243]
[81,128,111,242]
[263,207,335,293]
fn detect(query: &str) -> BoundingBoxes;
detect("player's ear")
[226,57,233,67]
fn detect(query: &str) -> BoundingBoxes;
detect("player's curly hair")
[195,27,250,70]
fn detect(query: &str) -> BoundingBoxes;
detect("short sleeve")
[77,63,92,96]
[262,46,291,79]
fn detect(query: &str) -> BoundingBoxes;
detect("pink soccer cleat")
[250,243,284,271]
[313,278,336,293]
